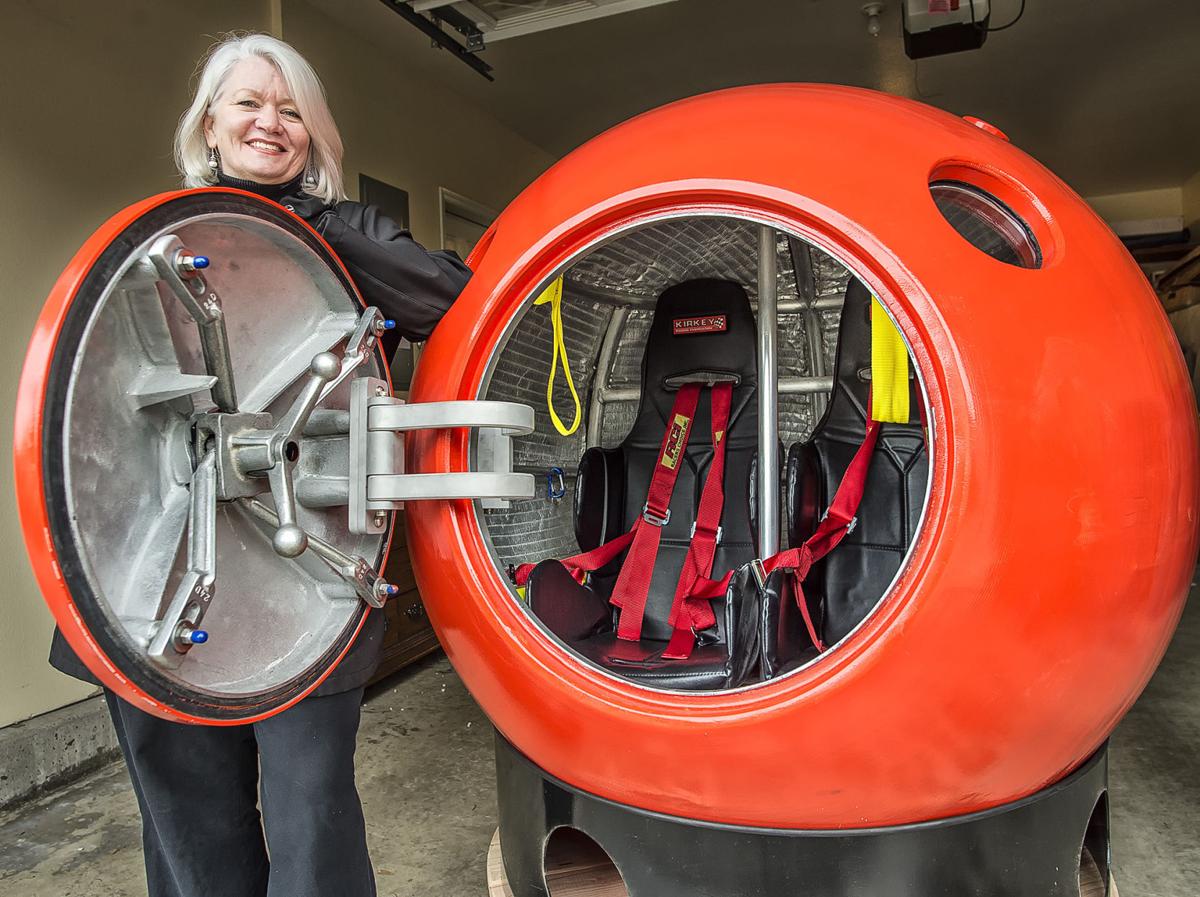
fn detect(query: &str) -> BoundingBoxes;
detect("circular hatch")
[16,189,393,723]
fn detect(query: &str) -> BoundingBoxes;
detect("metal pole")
[779,376,834,395]
[788,235,829,421]
[757,225,780,555]
[598,375,832,405]
[586,307,629,447]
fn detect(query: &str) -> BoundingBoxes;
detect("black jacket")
[50,180,471,696]
[286,192,470,342]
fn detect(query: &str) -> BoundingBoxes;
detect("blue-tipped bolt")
[382,319,397,330]
[177,254,210,274]
[374,582,400,601]
[175,625,209,649]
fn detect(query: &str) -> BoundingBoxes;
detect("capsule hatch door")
[15,189,534,723]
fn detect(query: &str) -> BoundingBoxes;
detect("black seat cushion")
[785,279,928,647]
[526,560,756,690]
[530,278,763,689]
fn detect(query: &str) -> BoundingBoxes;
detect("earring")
[208,147,219,174]
[303,165,318,189]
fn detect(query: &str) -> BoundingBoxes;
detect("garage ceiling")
[303,0,1200,197]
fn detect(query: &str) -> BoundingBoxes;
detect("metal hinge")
[348,377,536,534]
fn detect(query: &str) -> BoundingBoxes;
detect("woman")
[48,32,471,897]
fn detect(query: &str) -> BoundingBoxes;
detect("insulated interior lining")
[478,215,853,571]
[481,295,611,565]
[568,218,801,302]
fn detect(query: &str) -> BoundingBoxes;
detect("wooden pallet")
[487,828,1117,897]
[487,828,627,897]
[1080,849,1120,897]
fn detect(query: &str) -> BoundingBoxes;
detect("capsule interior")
[464,211,914,692]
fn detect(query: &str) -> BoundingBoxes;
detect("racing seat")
[524,278,762,690]
[783,279,928,659]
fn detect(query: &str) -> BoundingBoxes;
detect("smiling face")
[204,56,311,185]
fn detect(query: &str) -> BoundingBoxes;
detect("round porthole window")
[930,179,1042,269]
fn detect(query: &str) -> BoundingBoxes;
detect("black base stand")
[495,734,1110,897]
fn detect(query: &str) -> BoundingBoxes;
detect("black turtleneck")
[215,172,306,204]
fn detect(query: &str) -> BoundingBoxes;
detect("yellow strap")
[870,297,910,424]
[534,276,582,437]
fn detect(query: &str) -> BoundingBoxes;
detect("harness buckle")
[642,504,671,527]
[689,521,722,544]
[750,558,768,590]
[819,510,858,535]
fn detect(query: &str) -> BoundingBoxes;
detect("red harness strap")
[662,381,732,659]
[512,529,631,588]
[687,416,882,653]
[767,416,880,650]
[515,385,880,658]
[514,383,730,650]
[512,384,702,603]
[609,382,703,641]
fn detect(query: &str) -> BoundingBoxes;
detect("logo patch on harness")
[661,413,692,470]
[672,315,727,336]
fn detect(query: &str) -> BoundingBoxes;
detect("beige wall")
[1183,170,1200,233]
[1085,186,1184,231]
[0,1,553,727]
[0,0,272,728]
[278,0,550,243]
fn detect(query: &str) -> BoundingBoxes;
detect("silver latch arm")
[275,353,342,446]
[147,234,239,413]
[241,499,392,608]
[146,450,218,665]
[317,307,386,404]
[235,352,342,558]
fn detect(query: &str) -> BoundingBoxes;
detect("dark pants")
[104,688,375,897]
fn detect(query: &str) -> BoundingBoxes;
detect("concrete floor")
[0,658,497,897]
[1,592,1197,897]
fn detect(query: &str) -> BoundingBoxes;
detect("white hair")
[174,33,345,203]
